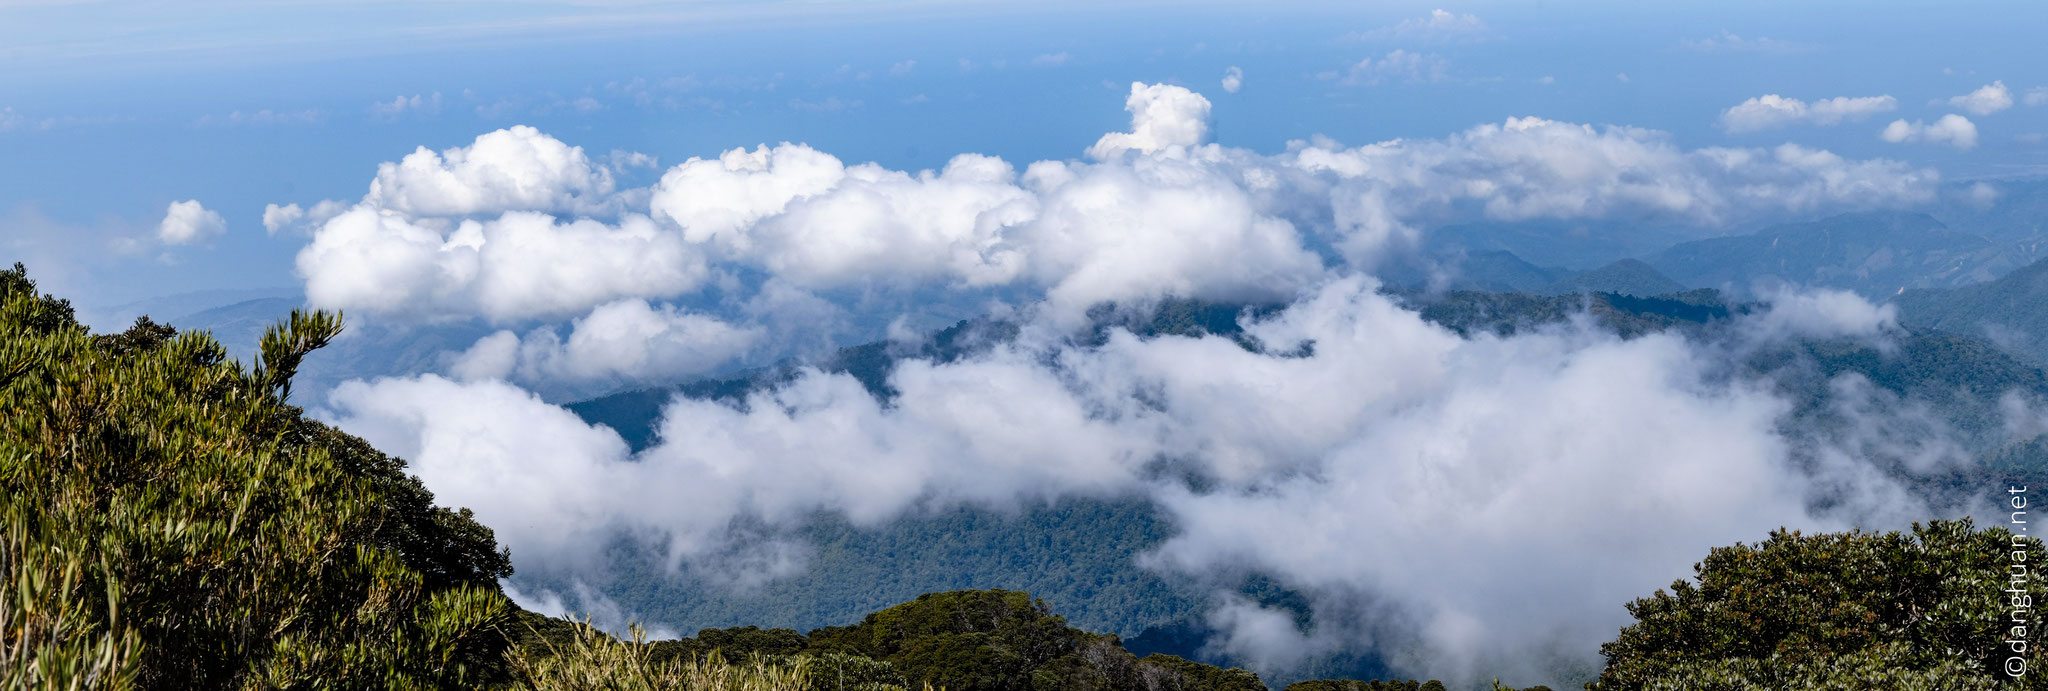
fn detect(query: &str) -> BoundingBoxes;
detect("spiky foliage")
[1281,676,1545,690]
[0,264,514,689]
[509,619,934,691]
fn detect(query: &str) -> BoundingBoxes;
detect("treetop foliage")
[1,263,515,689]
[1596,519,2048,690]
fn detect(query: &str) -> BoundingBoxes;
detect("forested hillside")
[1894,255,2048,366]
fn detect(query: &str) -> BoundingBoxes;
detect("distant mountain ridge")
[1894,255,2048,366]
[1536,258,1686,297]
[1388,252,1689,299]
[1644,211,2031,298]
[175,297,303,359]
[1412,210,2042,301]
[1423,218,1717,269]
[90,286,301,332]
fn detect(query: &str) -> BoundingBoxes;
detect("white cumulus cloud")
[296,209,707,322]
[262,200,347,235]
[1087,82,1212,160]
[1221,66,1243,94]
[1016,156,1324,314]
[1948,81,2013,115]
[282,83,1940,335]
[157,200,225,245]
[371,92,444,120]
[649,143,848,244]
[1719,94,1897,133]
[1289,117,1936,261]
[365,125,619,217]
[1880,114,1979,150]
[451,298,760,396]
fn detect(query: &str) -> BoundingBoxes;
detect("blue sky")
[3,0,2045,309]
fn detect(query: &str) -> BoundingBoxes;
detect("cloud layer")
[287,82,1937,336]
[283,82,1970,683]
[297,209,708,322]
[325,277,1951,683]
[451,298,760,397]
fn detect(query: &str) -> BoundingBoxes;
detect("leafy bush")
[1595,519,2048,690]
[0,263,514,689]
[805,589,1263,691]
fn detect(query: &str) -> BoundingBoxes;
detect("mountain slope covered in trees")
[1894,255,2048,367]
